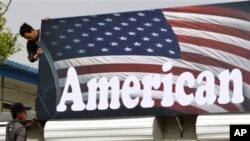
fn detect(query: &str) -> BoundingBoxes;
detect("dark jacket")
[26,41,39,63]
[5,121,27,141]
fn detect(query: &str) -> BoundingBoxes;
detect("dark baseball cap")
[11,103,26,115]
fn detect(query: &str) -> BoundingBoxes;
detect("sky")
[2,0,248,68]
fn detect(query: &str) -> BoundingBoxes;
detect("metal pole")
[1,76,4,112]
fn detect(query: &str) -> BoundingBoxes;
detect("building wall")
[0,76,37,112]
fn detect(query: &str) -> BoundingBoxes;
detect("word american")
[56,61,244,112]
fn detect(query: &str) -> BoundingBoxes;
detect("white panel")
[44,117,155,141]
[196,114,250,141]
[0,122,7,141]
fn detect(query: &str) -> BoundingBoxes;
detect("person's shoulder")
[13,122,26,133]
[26,41,32,48]
[6,121,24,131]
[26,41,38,48]
[13,121,24,128]
[27,41,35,46]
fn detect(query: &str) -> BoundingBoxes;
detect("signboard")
[37,1,250,120]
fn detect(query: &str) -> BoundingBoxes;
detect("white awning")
[44,117,159,141]
[196,114,250,141]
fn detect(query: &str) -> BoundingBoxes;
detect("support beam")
[175,116,184,137]
[1,76,4,112]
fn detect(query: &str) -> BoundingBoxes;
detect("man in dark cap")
[5,103,35,141]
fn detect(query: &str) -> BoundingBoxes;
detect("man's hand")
[43,17,50,21]
[32,48,43,61]
[36,48,43,55]
[24,118,36,129]
[27,118,36,128]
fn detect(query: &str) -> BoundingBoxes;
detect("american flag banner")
[37,1,250,120]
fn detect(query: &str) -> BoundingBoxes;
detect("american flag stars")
[128,32,136,36]
[124,47,132,52]
[51,41,58,46]
[165,38,173,43]
[160,28,168,32]
[89,27,97,31]
[67,29,74,33]
[82,18,90,22]
[96,37,104,41]
[152,18,161,22]
[146,48,154,53]
[87,43,95,47]
[75,23,82,27]
[105,32,112,36]
[78,49,85,54]
[52,25,59,29]
[59,35,66,39]
[137,27,144,31]
[169,50,175,55]
[128,17,137,22]
[65,45,72,50]
[42,9,180,61]
[137,12,145,16]
[151,32,159,37]
[144,23,152,27]
[97,22,105,26]
[73,39,80,43]
[156,43,163,48]
[142,37,150,41]
[81,33,89,37]
[133,42,141,47]
[113,27,121,31]
[121,22,129,26]
[105,18,113,22]
[113,13,121,17]
[101,48,109,52]
[59,20,66,23]
[119,36,127,41]
[110,42,118,46]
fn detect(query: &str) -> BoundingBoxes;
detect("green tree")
[0,1,20,63]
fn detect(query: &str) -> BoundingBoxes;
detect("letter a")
[234,129,241,136]
[57,67,85,112]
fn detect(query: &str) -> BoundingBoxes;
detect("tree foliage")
[0,1,20,63]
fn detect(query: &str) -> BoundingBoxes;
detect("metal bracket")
[175,116,184,137]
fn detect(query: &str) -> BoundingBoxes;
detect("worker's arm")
[15,127,26,141]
